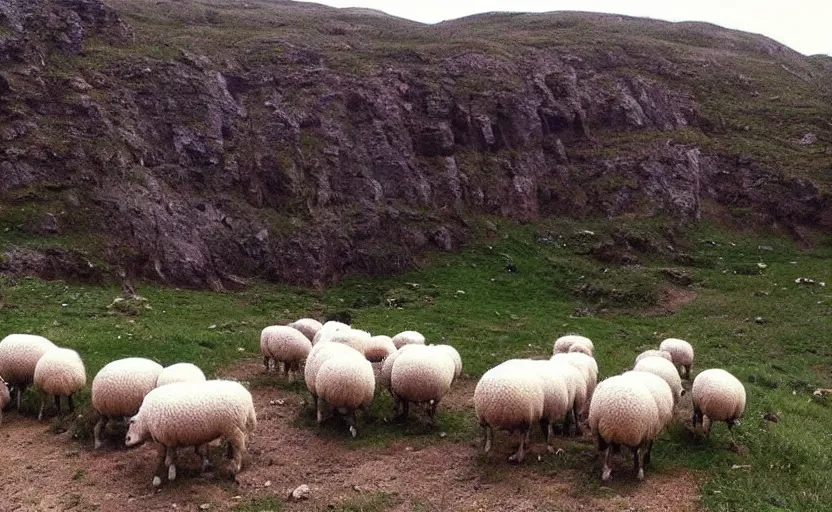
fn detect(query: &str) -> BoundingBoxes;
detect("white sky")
[298,0,832,56]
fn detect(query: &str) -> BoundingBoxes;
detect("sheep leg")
[596,432,608,453]
[228,427,247,473]
[152,443,167,487]
[316,397,327,424]
[684,365,691,380]
[508,427,529,463]
[346,409,358,438]
[262,356,270,372]
[702,416,712,437]
[572,404,583,435]
[15,385,26,411]
[196,444,212,472]
[55,394,62,415]
[643,439,654,467]
[165,447,177,482]
[481,424,493,453]
[394,400,410,423]
[601,445,613,482]
[539,418,550,444]
[93,416,107,450]
[632,445,645,481]
[427,400,438,426]
[37,391,47,421]
[68,394,75,413]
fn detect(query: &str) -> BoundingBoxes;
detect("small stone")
[199,504,210,510]
[439,432,447,438]
[754,317,766,324]
[290,484,311,501]
[263,480,272,487]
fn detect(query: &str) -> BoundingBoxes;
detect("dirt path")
[0,360,702,512]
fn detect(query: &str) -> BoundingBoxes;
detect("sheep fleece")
[391,346,455,402]
[589,376,660,447]
[0,334,58,385]
[692,369,746,422]
[659,338,694,367]
[315,354,375,409]
[474,365,544,430]
[33,348,86,396]
[156,363,206,387]
[92,358,164,417]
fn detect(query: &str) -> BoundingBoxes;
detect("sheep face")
[125,414,149,447]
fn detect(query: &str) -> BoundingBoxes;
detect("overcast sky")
[297,0,831,56]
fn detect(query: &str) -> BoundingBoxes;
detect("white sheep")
[33,347,86,421]
[633,356,683,403]
[634,349,672,367]
[314,350,375,437]
[0,376,10,426]
[390,345,455,424]
[330,328,372,356]
[659,338,694,379]
[548,359,588,435]
[287,318,323,342]
[500,359,570,447]
[0,334,58,409]
[692,368,746,439]
[304,342,362,410]
[588,375,661,481]
[621,370,674,430]
[567,342,593,356]
[156,363,206,387]
[125,379,257,487]
[92,357,164,449]
[363,335,396,363]
[391,330,426,349]
[474,362,545,463]
[432,344,463,380]
[553,334,593,355]
[312,321,350,345]
[551,352,598,417]
[260,325,313,377]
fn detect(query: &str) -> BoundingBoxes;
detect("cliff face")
[1,0,830,288]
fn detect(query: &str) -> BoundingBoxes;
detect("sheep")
[633,356,683,403]
[474,362,545,463]
[304,342,362,410]
[363,335,396,363]
[314,350,375,437]
[0,376,10,426]
[125,379,257,487]
[568,342,593,356]
[588,375,662,481]
[391,330,426,349]
[552,352,598,417]
[287,318,323,342]
[553,334,593,355]
[92,357,164,449]
[312,321,350,345]
[330,328,372,356]
[500,359,570,448]
[432,344,463,380]
[389,345,456,424]
[691,369,746,439]
[621,371,674,429]
[659,338,694,379]
[634,349,672,367]
[260,325,313,378]
[548,359,588,435]
[156,363,207,387]
[33,347,87,421]
[0,334,58,409]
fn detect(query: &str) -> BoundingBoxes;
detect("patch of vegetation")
[234,494,285,511]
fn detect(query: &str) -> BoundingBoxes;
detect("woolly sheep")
[391,330,426,349]
[314,350,375,437]
[588,375,662,481]
[33,348,86,421]
[552,352,598,416]
[548,359,588,435]
[633,356,683,403]
[312,321,350,345]
[390,345,455,424]
[500,359,570,446]
[125,379,257,487]
[553,335,594,355]
[621,371,675,430]
[692,369,746,438]
[363,335,396,363]
[0,334,58,409]
[432,344,463,380]
[156,363,206,387]
[92,357,164,449]
[260,325,313,377]
[330,328,372,356]
[634,349,672,367]
[0,376,10,426]
[659,338,694,379]
[287,318,323,342]
[474,362,545,463]
[568,342,593,356]
[304,342,362,409]
[378,344,418,394]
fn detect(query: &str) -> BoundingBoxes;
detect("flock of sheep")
[0,318,747,488]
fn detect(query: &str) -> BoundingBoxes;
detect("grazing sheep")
[156,363,206,387]
[474,362,545,463]
[552,352,598,416]
[288,318,323,342]
[378,344,419,394]
[553,335,593,355]
[312,321,350,345]
[260,325,313,377]
[0,334,58,409]
[633,356,683,403]
[33,348,87,421]
[501,359,570,447]
[588,375,661,481]
[125,379,257,487]
[621,371,674,429]
[548,359,588,435]
[304,342,362,410]
[568,342,593,356]
[391,330,426,349]
[692,369,746,439]
[330,328,372,356]
[634,349,672,367]
[92,357,164,449]
[0,376,10,426]
[432,344,463,380]
[390,345,456,424]
[363,335,397,363]
[314,350,375,437]
[659,338,694,379]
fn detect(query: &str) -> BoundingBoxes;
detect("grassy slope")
[2,219,831,510]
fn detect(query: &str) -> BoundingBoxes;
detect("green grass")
[2,218,832,510]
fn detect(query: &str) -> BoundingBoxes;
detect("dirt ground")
[0,360,702,512]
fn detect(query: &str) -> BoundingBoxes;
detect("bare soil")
[0,360,703,512]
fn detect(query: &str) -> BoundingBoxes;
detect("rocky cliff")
[1,0,830,288]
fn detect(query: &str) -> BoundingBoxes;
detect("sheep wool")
[260,325,313,375]
[314,351,375,437]
[634,349,672,367]
[552,352,598,413]
[588,375,661,481]
[391,330,426,349]
[0,376,10,426]
[633,356,683,403]
[330,328,372,356]
[378,344,418,393]
[304,342,362,407]
[692,368,746,437]
[474,362,545,463]
[125,379,256,486]
[33,348,87,421]
[156,363,207,387]
[553,334,594,355]
[288,318,323,342]
[312,321,350,345]
[432,344,463,380]
[621,371,674,431]
[567,342,593,356]
[363,335,397,363]
[500,359,570,444]
[390,345,456,423]
[659,338,694,379]
[547,359,587,434]
[0,334,58,409]
[92,357,164,449]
